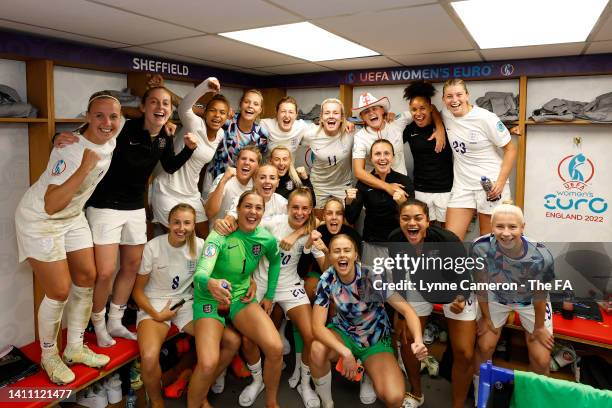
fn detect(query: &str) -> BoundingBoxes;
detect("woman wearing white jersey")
[14,92,120,384]
[151,78,227,238]
[134,203,241,408]
[260,96,309,155]
[217,164,289,232]
[351,92,445,198]
[442,78,517,240]
[301,98,355,208]
[205,145,260,227]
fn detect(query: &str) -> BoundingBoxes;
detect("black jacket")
[88,118,194,210]
[345,170,414,242]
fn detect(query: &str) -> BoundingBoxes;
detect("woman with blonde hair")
[133,203,242,408]
[15,91,120,384]
[301,98,355,207]
[472,202,554,401]
[269,146,315,206]
[441,78,517,240]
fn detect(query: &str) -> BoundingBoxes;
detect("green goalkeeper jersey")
[194,228,280,302]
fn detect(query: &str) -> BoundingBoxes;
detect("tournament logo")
[252,244,262,256]
[557,153,594,191]
[304,148,316,169]
[51,159,66,176]
[204,243,217,258]
[501,63,514,76]
[543,151,608,217]
[496,121,505,133]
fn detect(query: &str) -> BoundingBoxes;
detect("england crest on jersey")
[252,244,262,256]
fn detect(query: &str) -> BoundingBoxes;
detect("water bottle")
[480,176,501,202]
[218,281,230,317]
[561,290,574,320]
[126,388,137,408]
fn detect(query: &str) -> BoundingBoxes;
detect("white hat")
[352,92,390,116]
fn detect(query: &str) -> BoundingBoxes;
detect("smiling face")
[270,148,291,177]
[492,212,524,255]
[320,101,343,135]
[168,209,195,247]
[254,165,279,201]
[141,88,172,132]
[443,84,470,117]
[329,235,358,281]
[240,91,263,123]
[360,105,386,130]
[235,149,259,184]
[276,101,298,132]
[237,193,265,232]
[205,99,229,133]
[84,98,121,145]
[370,140,394,176]
[323,200,344,235]
[399,204,430,246]
[409,96,433,128]
[288,194,312,229]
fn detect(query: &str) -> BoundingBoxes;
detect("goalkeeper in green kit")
[187,190,283,408]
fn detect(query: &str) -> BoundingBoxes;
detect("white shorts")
[313,183,352,209]
[151,182,208,227]
[409,292,478,321]
[136,297,193,332]
[256,283,310,315]
[16,212,93,263]
[201,171,215,202]
[414,191,451,222]
[486,301,553,334]
[447,184,511,215]
[86,207,147,245]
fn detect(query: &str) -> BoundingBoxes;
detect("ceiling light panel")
[452,0,608,49]
[220,22,379,61]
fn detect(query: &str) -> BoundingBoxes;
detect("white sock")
[107,302,136,340]
[473,374,479,407]
[38,296,66,358]
[288,352,302,388]
[239,360,265,406]
[299,361,320,407]
[91,308,115,347]
[65,284,93,352]
[313,371,333,407]
[300,360,313,388]
[248,359,263,382]
[211,369,226,394]
[280,319,290,355]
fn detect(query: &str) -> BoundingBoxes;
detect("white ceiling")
[1,0,612,76]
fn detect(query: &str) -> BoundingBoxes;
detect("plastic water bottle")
[126,388,137,408]
[562,290,575,320]
[480,176,501,202]
[218,281,230,317]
